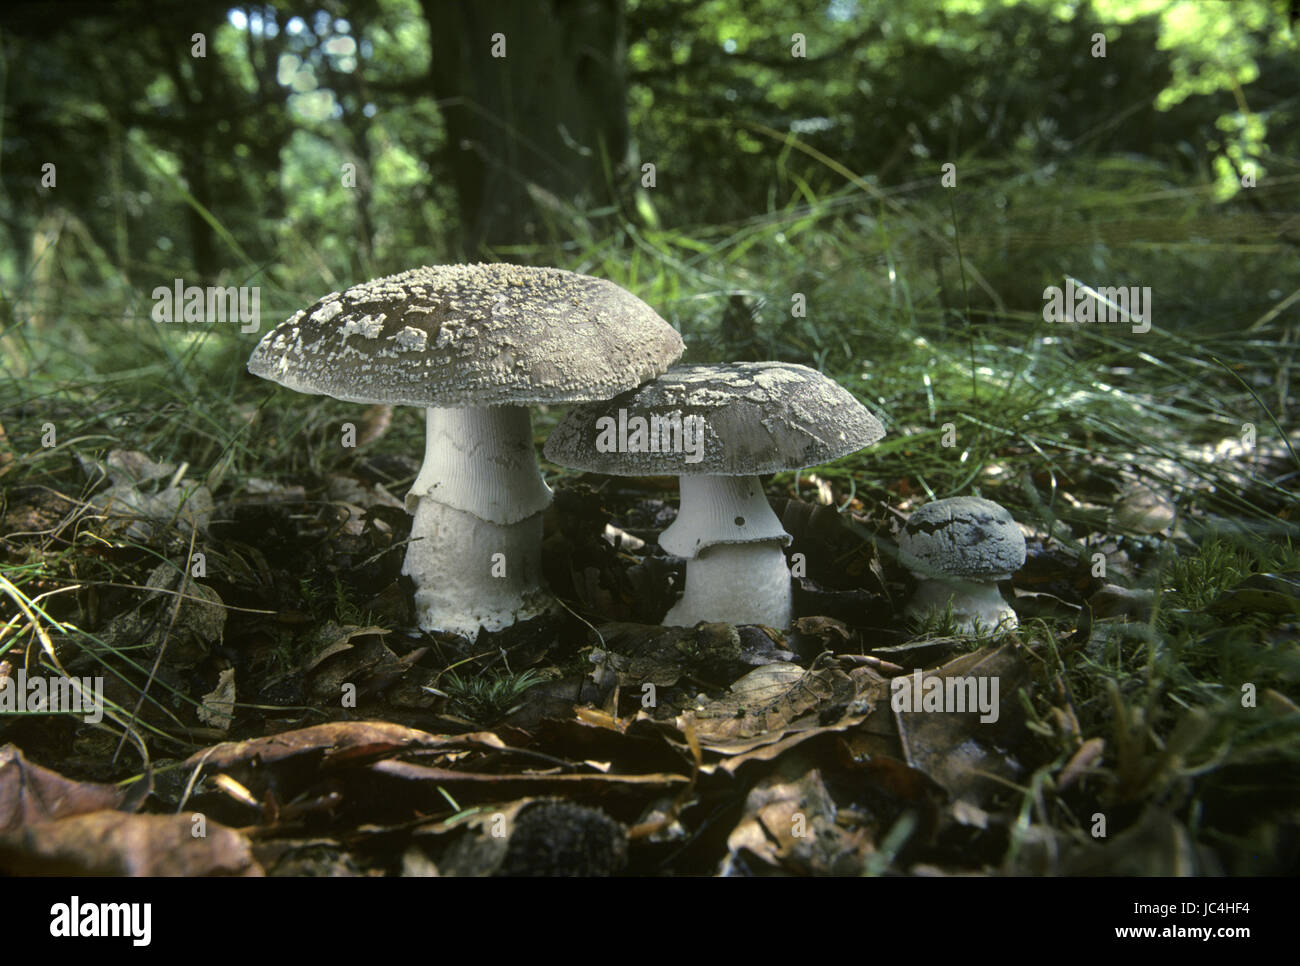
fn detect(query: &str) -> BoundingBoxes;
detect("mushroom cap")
[897,496,1026,581]
[543,362,885,476]
[247,264,684,407]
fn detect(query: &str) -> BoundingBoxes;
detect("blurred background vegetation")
[1,0,1296,343]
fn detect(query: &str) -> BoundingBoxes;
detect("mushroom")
[248,263,683,640]
[544,362,885,629]
[896,496,1026,634]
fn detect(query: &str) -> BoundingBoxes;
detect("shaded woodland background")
[2,0,1296,337]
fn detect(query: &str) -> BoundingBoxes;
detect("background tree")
[421,0,630,254]
[0,0,1293,305]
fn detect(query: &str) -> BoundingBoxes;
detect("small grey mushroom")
[248,264,683,640]
[896,496,1026,634]
[544,362,885,629]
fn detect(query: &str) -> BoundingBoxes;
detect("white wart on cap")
[249,263,684,640]
[544,362,885,629]
[896,496,1026,634]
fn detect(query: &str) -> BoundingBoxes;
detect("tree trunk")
[422,0,629,256]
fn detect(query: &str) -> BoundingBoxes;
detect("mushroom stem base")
[403,500,557,640]
[663,541,792,629]
[906,578,1017,635]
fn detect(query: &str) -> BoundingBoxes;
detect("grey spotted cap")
[247,264,684,406]
[543,362,885,476]
[897,496,1026,580]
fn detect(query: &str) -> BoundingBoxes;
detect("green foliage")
[298,575,384,628]
[439,668,546,724]
[903,598,1010,646]
[1161,538,1260,612]
[1,0,1294,297]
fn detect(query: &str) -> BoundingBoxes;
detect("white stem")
[402,501,554,639]
[406,406,552,525]
[402,405,556,639]
[663,541,793,629]
[906,578,1018,635]
[659,475,790,558]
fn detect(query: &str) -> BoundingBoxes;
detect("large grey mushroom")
[248,263,683,640]
[544,362,885,629]
[896,496,1026,634]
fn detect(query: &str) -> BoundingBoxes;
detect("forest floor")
[1,377,1296,876]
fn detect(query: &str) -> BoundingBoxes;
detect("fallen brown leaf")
[197,667,236,732]
[893,642,1032,807]
[648,664,888,773]
[0,744,125,832]
[182,721,503,772]
[0,810,262,875]
[371,758,688,789]
[721,763,872,875]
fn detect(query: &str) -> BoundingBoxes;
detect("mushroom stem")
[403,406,556,638]
[663,541,793,629]
[658,474,793,628]
[659,475,790,558]
[906,578,1018,635]
[407,406,552,522]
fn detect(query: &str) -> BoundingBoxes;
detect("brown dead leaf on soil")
[686,661,881,739]
[0,810,262,875]
[893,642,1032,808]
[302,622,391,672]
[182,720,504,773]
[80,450,214,542]
[0,744,126,831]
[101,562,226,670]
[689,661,847,739]
[301,625,407,702]
[721,763,872,875]
[588,621,798,717]
[638,662,888,774]
[254,837,362,876]
[592,621,788,687]
[792,615,855,645]
[371,758,689,791]
[197,667,236,733]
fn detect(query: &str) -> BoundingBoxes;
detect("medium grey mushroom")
[544,362,885,629]
[896,496,1026,634]
[248,263,683,640]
